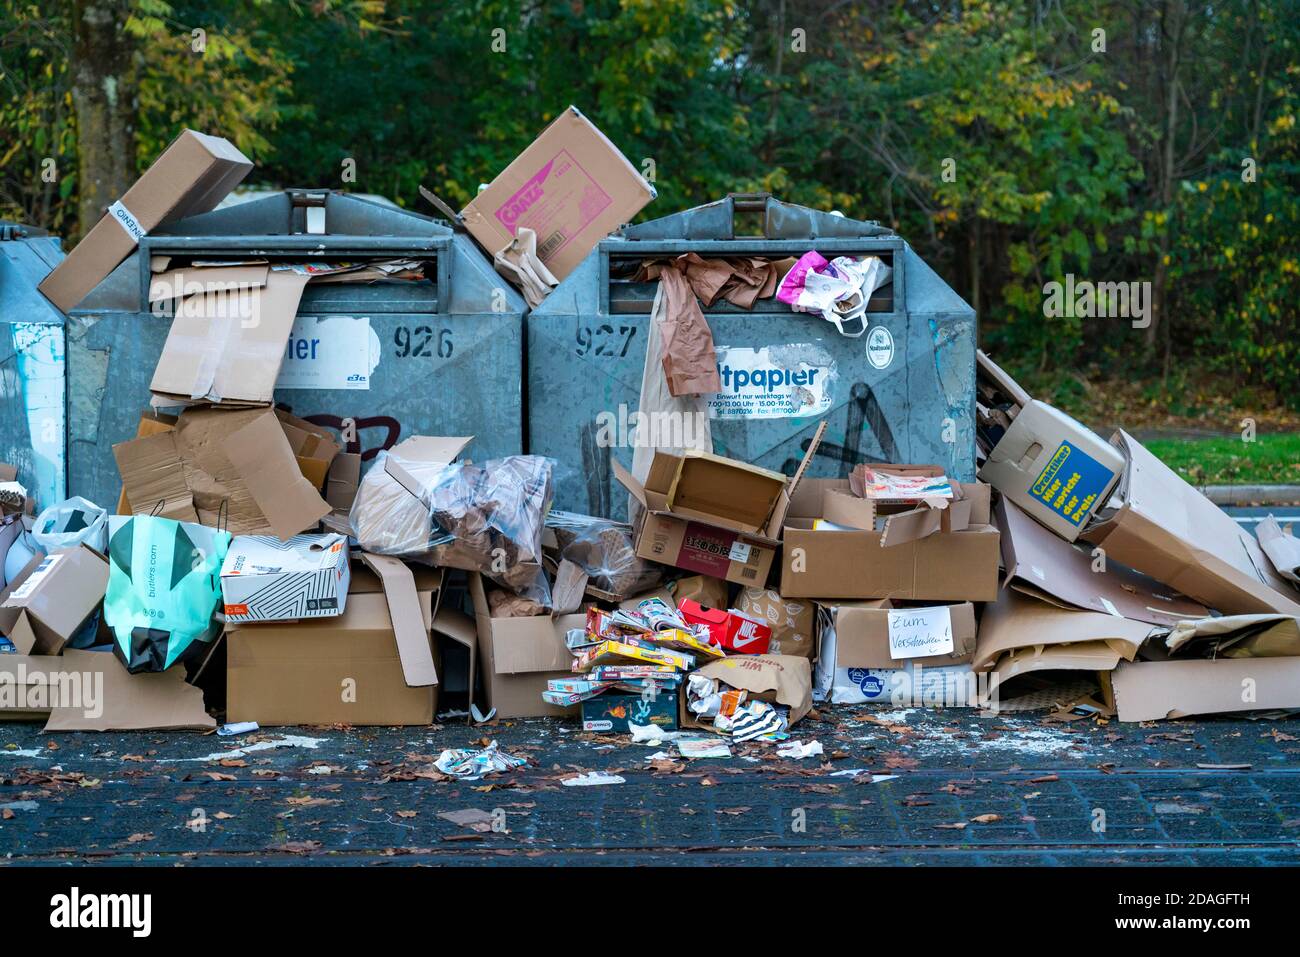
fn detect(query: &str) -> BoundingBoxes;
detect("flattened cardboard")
[225,412,332,539]
[1257,516,1300,584]
[39,130,252,313]
[359,553,438,687]
[148,264,268,303]
[1085,431,1300,617]
[0,546,109,655]
[150,269,311,406]
[819,601,978,670]
[997,497,1208,627]
[1162,613,1300,658]
[114,407,329,538]
[1109,656,1300,722]
[44,649,215,732]
[460,106,655,281]
[0,654,58,720]
[973,585,1155,673]
[469,572,585,719]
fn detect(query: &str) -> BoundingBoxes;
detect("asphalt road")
[0,504,1296,867]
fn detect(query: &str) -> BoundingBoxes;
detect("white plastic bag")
[32,496,108,554]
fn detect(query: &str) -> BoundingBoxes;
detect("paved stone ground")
[3,706,1298,865]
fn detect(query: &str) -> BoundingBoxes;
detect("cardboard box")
[460,106,656,280]
[582,689,679,733]
[1084,430,1300,617]
[813,599,982,706]
[0,546,109,655]
[979,399,1124,541]
[1108,656,1300,722]
[113,406,331,538]
[226,558,453,726]
[780,476,1000,601]
[220,533,351,622]
[39,130,252,313]
[150,268,312,407]
[666,453,788,534]
[997,497,1207,627]
[615,424,823,586]
[469,572,585,719]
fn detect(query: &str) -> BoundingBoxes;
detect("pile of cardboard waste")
[5,115,1300,740]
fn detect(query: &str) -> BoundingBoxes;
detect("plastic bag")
[32,496,108,554]
[103,515,230,673]
[547,510,663,599]
[351,453,554,605]
[777,253,892,337]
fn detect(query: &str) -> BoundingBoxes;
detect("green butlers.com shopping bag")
[104,515,231,673]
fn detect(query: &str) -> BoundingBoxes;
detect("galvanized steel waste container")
[0,223,67,509]
[527,195,977,519]
[67,190,527,508]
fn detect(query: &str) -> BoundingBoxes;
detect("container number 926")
[394,325,453,359]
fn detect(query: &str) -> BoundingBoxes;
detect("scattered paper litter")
[433,740,526,780]
[776,740,824,759]
[677,738,732,759]
[218,721,259,737]
[829,769,898,783]
[437,808,495,832]
[180,734,324,762]
[561,771,626,787]
[629,722,684,745]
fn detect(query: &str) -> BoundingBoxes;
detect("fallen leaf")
[970,814,1001,824]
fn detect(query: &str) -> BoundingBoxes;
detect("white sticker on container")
[728,541,752,563]
[107,201,147,242]
[866,326,894,370]
[708,344,836,420]
[276,315,381,390]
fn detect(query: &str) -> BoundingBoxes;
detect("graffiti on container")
[281,408,402,462]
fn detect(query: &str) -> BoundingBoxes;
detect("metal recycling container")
[66,190,527,508]
[527,195,977,519]
[0,223,67,509]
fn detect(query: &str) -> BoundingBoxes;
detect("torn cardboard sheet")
[1084,431,1300,617]
[974,586,1155,673]
[1109,656,1300,722]
[43,649,215,732]
[114,407,330,538]
[150,268,311,407]
[997,497,1207,627]
[1163,613,1300,658]
[1257,516,1300,585]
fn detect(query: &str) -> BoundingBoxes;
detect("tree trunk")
[71,0,137,240]
[1147,0,1185,351]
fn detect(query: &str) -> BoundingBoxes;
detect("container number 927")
[576,324,637,358]
[394,325,453,359]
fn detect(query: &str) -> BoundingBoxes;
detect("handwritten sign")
[887,606,954,660]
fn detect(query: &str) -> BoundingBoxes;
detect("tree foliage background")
[2,0,1297,413]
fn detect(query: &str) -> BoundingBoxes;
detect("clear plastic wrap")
[546,510,663,599]
[351,452,554,604]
